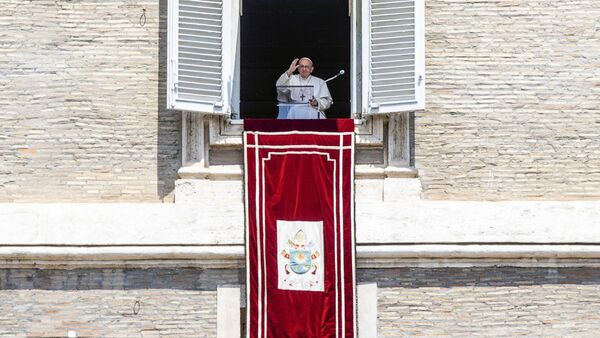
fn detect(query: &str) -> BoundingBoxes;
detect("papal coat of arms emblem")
[277,220,324,292]
[281,229,320,275]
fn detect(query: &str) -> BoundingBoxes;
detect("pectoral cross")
[300,93,306,100]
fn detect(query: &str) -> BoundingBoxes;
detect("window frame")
[168,0,424,119]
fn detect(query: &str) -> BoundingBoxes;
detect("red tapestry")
[244,119,356,338]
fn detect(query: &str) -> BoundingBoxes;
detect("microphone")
[310,69,344,116]
[324,70,345,83]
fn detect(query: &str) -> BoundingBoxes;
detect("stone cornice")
[4,244,600,268]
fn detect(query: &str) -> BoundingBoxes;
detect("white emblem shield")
[277,220,324,292]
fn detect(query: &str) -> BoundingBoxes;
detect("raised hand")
[287,58,299,76]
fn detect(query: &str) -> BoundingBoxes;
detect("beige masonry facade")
[1,0,598,202]
[1,0,179,202]
[418,0,600,200]
[3,267,600,337]
[2,0,600,337]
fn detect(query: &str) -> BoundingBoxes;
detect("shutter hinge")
[369,102,380,113]
[214,101,224,112]
[169,83,178,108]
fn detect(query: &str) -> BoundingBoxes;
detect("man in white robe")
[276,57,333,119]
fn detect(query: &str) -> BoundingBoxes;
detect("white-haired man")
[276,57,333,119]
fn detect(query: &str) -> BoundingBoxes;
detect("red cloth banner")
[244,119,356,338]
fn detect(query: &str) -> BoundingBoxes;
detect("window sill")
[178,164,417,180]
[226,118,366,126]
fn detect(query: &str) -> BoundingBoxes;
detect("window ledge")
[178,164,417,180]
[227,118,366,125]
[4,244,600,269]
[178,164,242,180]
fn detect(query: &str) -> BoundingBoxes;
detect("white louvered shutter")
[168,0,238,115]
[362,0,424,114]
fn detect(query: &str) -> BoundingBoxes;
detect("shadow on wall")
[358,267,600,287]
[157,0,181,202]
[0,268,244,291]
[8,267,595,291]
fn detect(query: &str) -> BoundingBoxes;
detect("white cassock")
[276,72,333,119]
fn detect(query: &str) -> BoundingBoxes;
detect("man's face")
[298,60,313,79]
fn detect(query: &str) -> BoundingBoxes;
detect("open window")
[167,0,424,119]
[239,0,350,119]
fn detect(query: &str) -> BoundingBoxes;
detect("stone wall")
[2,267,600,337]
[0,0,180,202]
[2,0,599,202]
[418,0,600,200]
[0,268,241,337]
[362,267,600,336]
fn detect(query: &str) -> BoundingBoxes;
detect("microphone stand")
[315,70,345,119]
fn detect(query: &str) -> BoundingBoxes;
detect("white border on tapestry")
[261,151,338,336]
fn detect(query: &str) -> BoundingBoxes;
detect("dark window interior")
[240,0,351,119]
